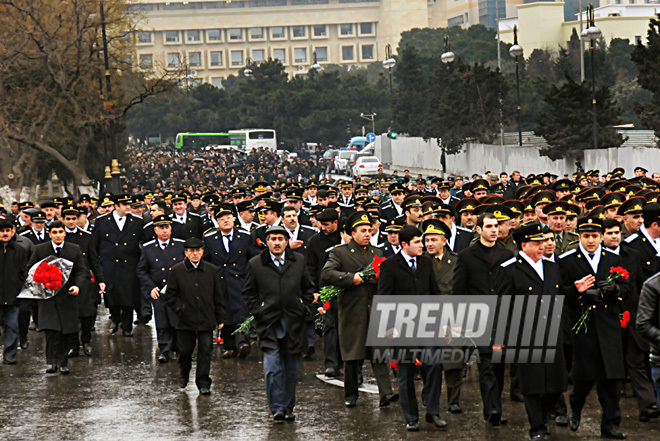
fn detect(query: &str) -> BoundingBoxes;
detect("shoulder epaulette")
[501,256,517,268]
[603,247,617,254]
[188,212,200,217]
[131,213,142,219]
[300,225,316,231]
[97,213,111,220]
[143,239,155,246]
[457,226,471,233]
[143,222,153,229]
[624,233,638,243]
[204,228,218,237]
[568,239,579,245]
[381,203,392,209]
[559,248,577,259]
[19,230,30,236]
[172,238,185,243]
[326,243,345,253]
[80,229,92,235]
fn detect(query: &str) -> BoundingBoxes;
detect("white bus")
[229,129,277,153]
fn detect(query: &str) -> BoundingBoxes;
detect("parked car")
[351,156,382,178]
[334,150,355,175]
[345,152,371,176]
[320,149,339,174]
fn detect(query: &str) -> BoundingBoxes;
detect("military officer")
[624,203,660,280]
[380,182,406,225]
[381,218,403,257]
[543,201,578,255]
[236,200,259,233]
[170,194,203,239]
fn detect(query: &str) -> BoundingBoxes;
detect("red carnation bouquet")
[18,255,73,300]
[314,255,386,329]
[573,266,628,334]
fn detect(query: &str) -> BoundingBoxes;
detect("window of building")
[361,44,374,60]
[136,31,152,44]
[229,28,243,41]
[339,24,353,36]
[315,47,328,62]
[210,51,224,66]
[359,23,373,35]
[138,54,153,69]
[271,26,285,39]
[294,48,307,63]
[207,29,222,42]
[188,52,201,67]
[252,49,265,63]
[292,26,306,38]
[211,77,224,88]
[249,27,265,40]
[273,48,286,63]
[167,52,181,68]
[231,50,244,66]
[341,45,354,61]
[447,15,465,27]
[313,25,327,37]
[635,35,642,45]
[186,30,201,42]
[165,31,179,43]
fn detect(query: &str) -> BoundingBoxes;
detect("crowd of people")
[1,145,660,440]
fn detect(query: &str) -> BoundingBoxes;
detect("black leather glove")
[598,280,620,298]
[583,288,602,305]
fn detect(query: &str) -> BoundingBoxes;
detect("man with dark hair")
[625,203,660,280]
[169,194,203,239]
[452,213,514,426]
[281,205,316,258]
[436,204,472,253]
[378,225,443,431]
[166,237,225,395]
[242,226,314,421]
[637,265,660,410]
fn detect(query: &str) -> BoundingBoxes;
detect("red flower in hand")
[620,310,630,328]
[323,301,331,310]
[372,255,386,279]
[389,359,398,372]
[610,266,629,280]
[414,358,422,366]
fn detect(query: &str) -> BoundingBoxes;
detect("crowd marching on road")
[2,144,660,440]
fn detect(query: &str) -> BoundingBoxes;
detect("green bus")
[175,132,231,151]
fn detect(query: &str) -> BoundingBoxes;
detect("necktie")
[161,243,167,250]
[55,246,61,257]
[223,234,231,252]
[276,257,283,272]
[409,258,416,273]
[588,253,595,260]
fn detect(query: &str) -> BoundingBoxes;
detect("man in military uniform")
[203,204,257,358]
[321,211,396,408]
[380,182,406,225]
[236,200,259,233]
[618,197,645,241]
[251,200,283,250]
[19,210,48,245]
[92,194,145,336]
[18,210,48,336]
[170,194,203,239]
[402,195,424,227]
[486,205,517,254]
[422,219,464,414]
[543,201,578,255]
[381,218,403,257]
[61,207,105,357]
[436,204,472,253]
[136,215,185,363]
[281,206,316,258]
[456,198,479,231]
[625,203,660,280]
[286,188,312,227]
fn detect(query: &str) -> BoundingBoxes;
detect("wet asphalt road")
[1,311,658,441]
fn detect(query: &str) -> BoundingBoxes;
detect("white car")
[351,156,382,177]
[334,150,355,175]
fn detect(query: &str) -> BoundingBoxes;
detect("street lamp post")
[382,44,396,95]
[100,1,120,193]
[360,113,377,135]
[581,3,601,149]
[311,51,321,71]
[441,35,455,65]
[509,25,524,147]
[244,57,252,77]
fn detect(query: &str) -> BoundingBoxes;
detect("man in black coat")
[0,219,28,365]
[242,226,315,422]
[452,213,514,426]
[378,225,444,432]
[558,217,628,439]
[165,237,225,395]
[436,204,472,253]
[137,215,186,363]
[27,221,87,374]
[61,207,105,357]
[92,194,145,336]
[306,208,342,377]
[169,194,204,239]
[624,203,660,280]
[499,224,567,440]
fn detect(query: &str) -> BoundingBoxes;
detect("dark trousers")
[624,331,657,412]
[220,323,247,351]
[524,393,560,437]
[68,316,96,350]
[109,306,133,333]
[0,305,19,359]
[306,322,317,348]
[322,305,342,370]
[157,328,177,354]
[178,329,213,390]
[344,358,393,401]
[18,300,36,341]
[570,379,622,431]
[398,361,443,423]
[263,339,302,414]
[478,353,505,417]
[445,368,463,405]
[45,330,74,367]
[510,363,521,396]
[555,344,573,416]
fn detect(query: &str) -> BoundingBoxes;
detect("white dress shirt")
[519,251,544,281]
[113,211,126,231]
[579,243,602,274]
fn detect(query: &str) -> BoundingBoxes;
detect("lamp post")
[382,44,396,95]
[509,25,524,147]
[581,3,601,149]
[360,113,376,135]
[311,50,321,71]
[100,1,120,193]
[244,57,252,77]
[441,35,455,65]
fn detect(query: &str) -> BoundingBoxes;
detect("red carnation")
[323,301,331,310]
[33,262,62,291]
[389,359,398,372]
[372,255,386,278]
[609,266,629,280]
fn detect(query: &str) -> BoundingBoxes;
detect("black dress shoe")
[20,340,29,350]
[122,330,133,337]
[345,398,357,408]
[222,350,237,359]
[640,404,660,422]
[555,415,569,426]
[487,411,501,426]
[238,344,251,358]
[284,412,295,421]
[379,393,398,407]
[179,376,188,388]
[600,428,626,439]
[406,421,419,431]
[569,410,580,431]
[158,353,169,363]
[273,411,285,422]
[45,364,58,374]
[303,346,315,359]
[448,404,463,414]
[199,388,211,395]
[426,414,448,429]
[3,356,16,365]
[67,348,79,358]
[110,322,119,334]
[60,366,70,375]
[83,344,92,356]
[324,367,337,378]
